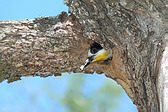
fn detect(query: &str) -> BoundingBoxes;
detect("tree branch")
[0,0,167,112]
[65,0,166,112]
[0,12,88,82]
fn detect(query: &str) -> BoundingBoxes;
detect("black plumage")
[90,42,103,54]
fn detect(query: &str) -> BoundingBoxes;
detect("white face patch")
[88,49,92,57]
[95,49,106,56]
[88,49,106,57]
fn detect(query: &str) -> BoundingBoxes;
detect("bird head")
[80,42,112,70]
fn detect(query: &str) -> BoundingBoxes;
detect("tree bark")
[0,0,167,112]
[0,13,88,82]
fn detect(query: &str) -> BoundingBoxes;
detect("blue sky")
[0,0,137,112]
[0,0,68,20]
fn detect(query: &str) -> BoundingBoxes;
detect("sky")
[0,0,137,112]
[0,0,68,20]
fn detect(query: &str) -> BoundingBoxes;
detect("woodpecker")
[80,42,112,70]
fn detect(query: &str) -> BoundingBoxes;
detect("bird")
[80,41,112,70]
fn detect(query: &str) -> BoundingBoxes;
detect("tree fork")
[0,0,167,112]
[66,0,166,112]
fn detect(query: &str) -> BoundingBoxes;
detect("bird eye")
[89,42,103,54]
[91,47,98,54]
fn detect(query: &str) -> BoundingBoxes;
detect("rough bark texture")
[0,13,87,82]
[159,35,168,112]
[0,0,167,112]
[65,0,167,112]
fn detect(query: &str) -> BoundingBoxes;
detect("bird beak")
[80,56,94,70]
[80,59,90,70]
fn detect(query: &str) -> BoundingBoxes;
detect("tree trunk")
[159,34,168,112]
[0,0,167,112]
